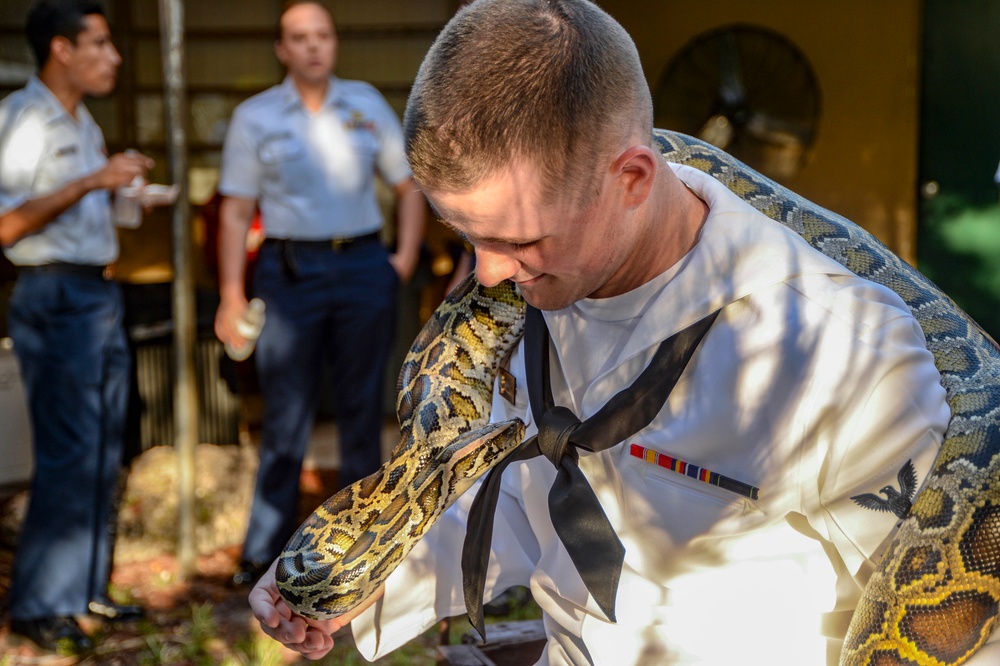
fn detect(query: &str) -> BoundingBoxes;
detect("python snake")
[276,130,1000,665]
[275,275,526,618]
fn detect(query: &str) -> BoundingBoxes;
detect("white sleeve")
[217,106,262,200]
[372,95,412,187]
[817,313,950,576]
[0,105,44,217]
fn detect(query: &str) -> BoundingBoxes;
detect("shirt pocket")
[618,446,761,573]
[259,135,304,164]
[347,127,378,153]
[36,143,84,193]
[258,135,310,194]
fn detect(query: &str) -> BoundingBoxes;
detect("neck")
[38,68,83,118]
[292,74,329,112]
[621,165,709,290]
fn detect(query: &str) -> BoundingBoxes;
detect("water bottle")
[225,298,266,361]
[114,175,144,228]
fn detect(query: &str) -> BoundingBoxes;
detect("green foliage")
[919,194,1000,338]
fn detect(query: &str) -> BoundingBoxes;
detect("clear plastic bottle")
[114,175,144,228]
[225,298,266,361]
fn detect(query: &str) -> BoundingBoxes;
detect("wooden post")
[158,0,198,578]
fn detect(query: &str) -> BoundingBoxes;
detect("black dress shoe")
[88,596,146,621]
[9,616,94,654]
[232,560,268,588]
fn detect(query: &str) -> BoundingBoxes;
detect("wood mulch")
[0,464,342,665]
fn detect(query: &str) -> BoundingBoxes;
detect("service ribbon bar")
[629,443,760,501]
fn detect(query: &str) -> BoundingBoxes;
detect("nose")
[474,246,519,288]
[110,44,122,67]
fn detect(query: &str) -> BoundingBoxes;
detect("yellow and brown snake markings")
[275,130,1000,665]
[275,276,526,619]
[650,130,1000,665]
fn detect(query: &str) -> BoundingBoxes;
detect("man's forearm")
[217,197,256,302]
[0,174,94,246]
[392,180,426,280]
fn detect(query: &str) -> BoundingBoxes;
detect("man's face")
[63,14,120,97]
[427,160,639,311]
[275,3,337,84]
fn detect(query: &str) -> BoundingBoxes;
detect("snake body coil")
[276,130,999,664]
[651,131,1000,665]
[275,277,526,619]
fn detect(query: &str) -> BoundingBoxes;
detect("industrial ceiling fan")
[655,24,822,180]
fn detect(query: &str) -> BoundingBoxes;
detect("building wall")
[603,0,922,264]
[1,0,923,267]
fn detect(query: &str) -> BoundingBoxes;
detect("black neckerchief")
[461,305,720,639]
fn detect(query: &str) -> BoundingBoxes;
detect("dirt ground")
[0,454,354,665]
[0,542,270,665]
[0,435,534,665]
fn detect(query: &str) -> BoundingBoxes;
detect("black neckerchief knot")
[461,305,719,640]
[537,405,580,468]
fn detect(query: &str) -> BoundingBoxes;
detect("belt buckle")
[330,237,351,252]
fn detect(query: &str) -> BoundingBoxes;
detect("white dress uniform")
[351,164,1000,664]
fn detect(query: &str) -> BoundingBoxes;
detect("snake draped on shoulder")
[275,129,998,666]
[654,129,1000,665]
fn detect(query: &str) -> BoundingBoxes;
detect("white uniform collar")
[609,162,855,366]
[25,75,88,126]
[277,74,342,110]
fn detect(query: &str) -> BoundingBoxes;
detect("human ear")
[612,145,657,208]
[50,36,74,66]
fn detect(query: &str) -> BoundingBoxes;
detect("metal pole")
[158,0,198,577]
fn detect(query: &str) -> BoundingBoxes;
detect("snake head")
[429,418,527,491]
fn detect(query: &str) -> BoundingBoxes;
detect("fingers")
[248,560,338,659]
[388,252,416,284]
[122,149,155,171]
[96,152,153,190]
[213,298,248,348]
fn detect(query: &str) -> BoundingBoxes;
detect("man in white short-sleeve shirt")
[0,0,152,653]
[246,1,1000,663]
[214,0,425,588]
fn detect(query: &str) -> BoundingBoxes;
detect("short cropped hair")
[25,0,107,68]
[404,0,653,207]
[277,0,335,41]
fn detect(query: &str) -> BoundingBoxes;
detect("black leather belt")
[17,262,112,280]
[262,231,380,252]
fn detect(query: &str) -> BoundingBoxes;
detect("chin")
[520,290,576,312]
[87,79,117,97]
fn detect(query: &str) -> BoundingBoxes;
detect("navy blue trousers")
[6,271,130,620]
[241,239,397,565]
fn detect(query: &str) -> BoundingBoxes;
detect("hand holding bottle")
[224,298,267,361]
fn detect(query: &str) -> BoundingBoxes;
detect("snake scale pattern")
[275,276,526,618]
[653,130,1000,665]
[276,129,999,665]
